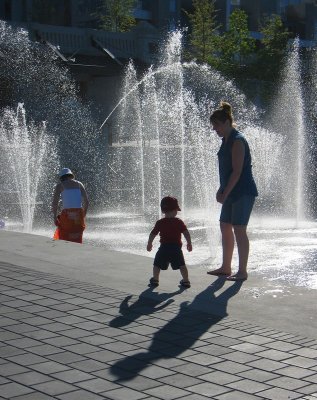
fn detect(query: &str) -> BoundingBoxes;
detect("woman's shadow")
[109,278,243,380]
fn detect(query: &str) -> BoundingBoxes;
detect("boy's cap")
[161,196,181,212]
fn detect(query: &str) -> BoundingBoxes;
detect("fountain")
[0,104,58,232]
[1,21,316,288]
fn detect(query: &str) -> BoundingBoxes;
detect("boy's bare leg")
[180,265,189,282]
[208,222,234,275]
[153,266,160,281]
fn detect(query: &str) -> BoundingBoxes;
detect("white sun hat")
[59,168,74,178]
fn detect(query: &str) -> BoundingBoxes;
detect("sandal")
[149,278,159,287]
[180,280,191,288]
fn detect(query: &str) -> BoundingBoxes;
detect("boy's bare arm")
[147,233,156,251]
[183,229,192,252]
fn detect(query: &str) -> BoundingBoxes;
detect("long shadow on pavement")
[110,278,243,380]
[109,287,183,328]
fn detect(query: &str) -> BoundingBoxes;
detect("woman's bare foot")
[207,267,231,276]
[226,272,248,281]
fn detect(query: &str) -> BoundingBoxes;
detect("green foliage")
[219,9,255,72]
[96,0,136,32]
[250,14,289,81]
[184,0,220,64]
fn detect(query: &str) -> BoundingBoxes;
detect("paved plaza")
[0,231,316,399]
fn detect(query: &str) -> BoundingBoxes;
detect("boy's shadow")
[109,287,182,329]
[110,278,243,380]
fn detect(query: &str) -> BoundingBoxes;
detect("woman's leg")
[221,222,234,272]
[208,222,234,275]
[231,225,249,279]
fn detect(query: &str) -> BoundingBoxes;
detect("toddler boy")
[147,196,192,288]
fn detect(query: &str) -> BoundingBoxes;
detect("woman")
[52,168,89,243]
[208,102,258,281]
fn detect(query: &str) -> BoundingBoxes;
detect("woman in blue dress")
[208,102,258,281]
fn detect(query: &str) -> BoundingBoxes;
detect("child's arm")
[183,229,192,252]
[147,233,156,251]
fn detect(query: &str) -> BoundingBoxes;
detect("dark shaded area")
[109,278,243,380]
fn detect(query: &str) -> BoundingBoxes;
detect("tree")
[184,0,220,64]
[249,14,289,81]
[96,0,136,32]
[219,9,255,73]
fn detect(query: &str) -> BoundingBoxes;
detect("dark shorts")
[154,244,185,270]
[220,195,256,226]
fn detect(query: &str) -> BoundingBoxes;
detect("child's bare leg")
[153,266,160,281]
[180,265,189,281]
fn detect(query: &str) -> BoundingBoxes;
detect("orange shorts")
[53,208,86,244]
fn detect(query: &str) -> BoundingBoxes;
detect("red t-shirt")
[151,217,187,245]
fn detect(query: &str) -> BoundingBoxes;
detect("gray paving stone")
[182,353,222,366]
[140,364,173,379]
[227,378,270,393]
[291,348,317,359]
[63,343,101,355]
[0,376,9,384]
[0,345,25,357]
[255,349,294,361]
[212,360,251,374]
[0,382,34,398]
[31,380,76,396]
[267,375,309,390]
[10,393,56,399]
[80,335,115,346]
[186,381,230,397]
[237,368,280,382]
[275,365,316,379]
[53,316,88,325]
[0,362,29,376]
[221,350,259,364]
[247,358,289,372]
[5,338,43,349]
[10,371,52,385]
[69,359,108,372]
[121,375,162,391]
[56,390,105,400]
[200,371,241,385]
[304,374,317,383]
[87,349,122,362]
[76,377,119,393]
[144,384,190,399]
[24,330,59,340]
[158,372,203,388]
[31,361,71,374]
[43,336,79,347]
[28,344,65,356]
[230,342,268,354]
[0,331,22,341]
[101,387,148,400]
[264,340,300,352]
[285,356,317,369]
[215,391,265,399]
[6,353,47,366]
[61,328,95,338]
[297,383,317,395]
[52,369,95,383]
[256,387,303,399]
[47,350,86,364]
[171,363,213,376]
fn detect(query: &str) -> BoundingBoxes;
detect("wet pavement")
[0,230,316,399]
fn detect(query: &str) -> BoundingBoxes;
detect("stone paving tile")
[186,381,230,397]
[0,382,34,398]
[214,391,265,399]
[1,264,317,400]
[56,390,106,400]
[9,371,52,385]
[76,377,120,393]
[143,384,191,399]
[256,387,303,399]
[10,393,56,400]
[102,387,148,399]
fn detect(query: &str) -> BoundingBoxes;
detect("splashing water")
[0,104,58,232]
